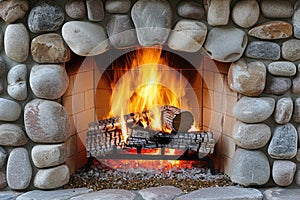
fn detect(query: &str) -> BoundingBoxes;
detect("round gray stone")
[282,39,300,61]
[0,56,5,78]
[168,19,207,52]
[86,0,104,21]
[233,96,275,123]
[7,64,27,101]
[272,160,296,186]
[207,0,231,26]
[139,186,183,200]
[0,123,28,146]
[105,0,131,14]
[228,59,266,96]
[62,21,109,56]
[0,147,7,169]
[131,0,172,46]
[231,0,260,28]
[293,72,300,94]
[7,148,32,190]
[65,0,86,19]
[264,76,291,96]
[28,1,64,33]
[4,23,29,62]
[0,98,21,122]
[177,1,205,20]
[24,99,71,143]
[293,98,300,123]
[233,121,271,149]
[261,0,293,19]
[71,189,136,200]
[264,187,300,200]
[268,61,296,76]
[275,97,293,124]
[106,14,138,49]
[293,0,300,39]
[245,41,280,60]
[31,33,70,63]
[0,0,29,23]
[30,64,69,100]
[268,123,298,159]
[296,149,300,162]
[204,27,247,62]
[31,143,68,168]
[0,171,6,189]
[230,148,270,186]
[34,165,70,189]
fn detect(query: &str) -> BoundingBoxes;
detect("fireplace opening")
[64,45,236,191]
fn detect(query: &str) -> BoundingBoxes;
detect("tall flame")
[109,47,184,132]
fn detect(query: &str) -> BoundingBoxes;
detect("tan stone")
[207,0,231,26]
[31,33,70,63]
[228,59,266,96]
[0,0,29,23]
[275,97,293,124]
[231,0,259,28]
[248,21,293,40]
[282,39,300,61]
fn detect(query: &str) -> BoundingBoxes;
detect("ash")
[64,160,235,193]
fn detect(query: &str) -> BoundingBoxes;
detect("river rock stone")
[293,0,300,39]
[86,0,104,21]
[233,97,275,123]
[4,23,29,62]
[228,59,266,96]
[261,0,293,19]
[275,97,293,124]
[230,148,270,186]
[139,186,183,200]
[7,148,32,190]
[0,191,21,200]
[30,64,69,100]
[233,121,271,149]
[0,124,28,146]
[0,98,21,122]
[0,0,29,23]
[62,21,109,56]
[71,189,136,200]
[31,33,70,63]
[268,61,296,76]
[293,72,300,94]
[245,41,280,60]
[0,147,7,168]
[177,1,205,20]
[297,149,300,162]
[204,27,247,62]
[231,0,259,28]
[248,21,292,40]
[0,171,6,189]
[34,165,70,189]
[65,0,86,19]
[32,143,68,168]
[0,56,5,78]
[28,1,64,33]
[264,76,291,95]
[272,160,296,186]
[105,0,131,13]
[268,123,297,159]
[24,99,71,143]
[106,15,138,49]
[7,64,27,101]
[168,19,207,52]
[293,98,300,123]
[207,0,231,26]
[131,0,172,46]
[282,39,300,61]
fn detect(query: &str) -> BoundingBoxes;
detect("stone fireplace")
[0,0,300,193]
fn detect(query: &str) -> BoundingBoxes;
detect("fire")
[109,47,185,133]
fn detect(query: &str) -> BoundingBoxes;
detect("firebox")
[64,45,236,174]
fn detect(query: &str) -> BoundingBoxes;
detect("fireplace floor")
[63,159,234,193]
